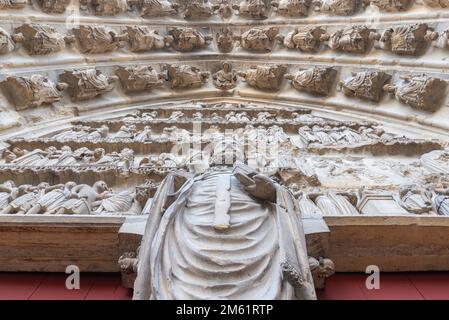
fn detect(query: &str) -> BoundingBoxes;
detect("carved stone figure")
[133,143,320,300]
[285,67,337,96]
[72,26,127,54]
[26,182,76,215]
[309,257,335,289]
[0,181,18,211]
[435,29,449,49]
[420,148,449,174]
[238,64,287,90]
[13,24,74,55]
[279,26,329,52]
[116,66,165,93]
[434,188,449,216]
[81,0,130,16]
[125,26,170,52]
[135,126,152,142]
[163,64,210,89]
[47,182,110,215]
[316,192,359,216]
[272,0,311,16]
[329,25,380,54]
[379,24,438,55]
[213,62,238,90]
[234,27,279,52]
[233,0,269,19]
[216,27,234,53]
[383,75,447,112]
[37,0,71,13]
[167,27,212,52]
[364,0,412,11]
[398,185,433,214]
[93,189,146,215]
[1,184,46,215]
[0,0,26,9]
[183,0,214,19]
[216,0,233,19]
[1,75,68,110]
[340,71,391,102]
[421,0,449,8]
[132,0,179,17]
[0,28,15,54]
[313,0,358,15]
[60,69,117,101]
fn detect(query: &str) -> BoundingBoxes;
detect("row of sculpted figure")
[296,124,393,148]
[0,180,147,216]
[3,146,135,170]
[1,64,447,112]
[296,183,449,217]
[1,0,448,18]
[2,24,448,56]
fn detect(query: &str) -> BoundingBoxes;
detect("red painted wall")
[1,272,449,300]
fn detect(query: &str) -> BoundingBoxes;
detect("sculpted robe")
[134,167,318,300]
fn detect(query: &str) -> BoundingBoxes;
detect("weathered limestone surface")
[0,0,449,301]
